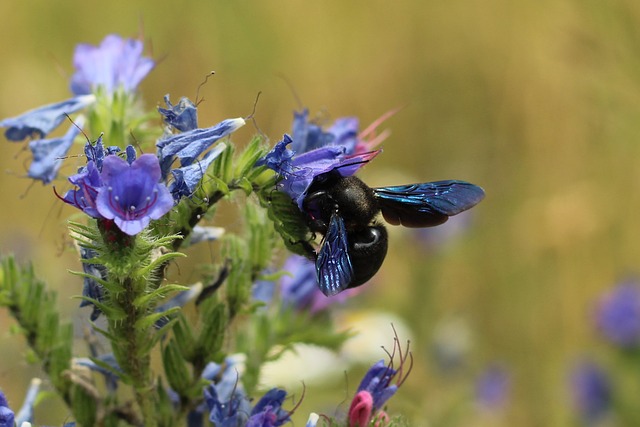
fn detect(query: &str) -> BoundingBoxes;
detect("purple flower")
[291,108,391,155]
[348,335,412,426]
[168,142,227,200]
[246,388,290,427]
[0,95,94,141]
[0,389,14,427]
[202,356,247,403]
[570,360,611,423]
[156,118,245,177]
[475,364,510,410]
[61,160,103,218]
[70,34,154,96]
[595,280,640,347]
[258,135,380,210]
[159,95,198,132]
[280,255,359,312]
[356,360,399,412]
[27,120,83,184]
[257,107,393,210]
[204,383,251,427]
[290,109,336,153]
[95,154,174,235]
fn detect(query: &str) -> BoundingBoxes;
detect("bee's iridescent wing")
[373,180,485,227]
[316,212,354,296]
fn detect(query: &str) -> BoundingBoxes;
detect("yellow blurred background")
[2,0,640,425]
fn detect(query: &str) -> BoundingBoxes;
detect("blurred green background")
[2,0,640,425]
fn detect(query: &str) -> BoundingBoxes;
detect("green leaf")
[76,296,127,321]
[162,339,192,395]
[135,307,181,331]
[133,284,190,309]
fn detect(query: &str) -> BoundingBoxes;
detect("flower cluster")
[0,35,153,184]
[0,33,415,427]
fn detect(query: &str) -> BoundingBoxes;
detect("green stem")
[111,277,157,427]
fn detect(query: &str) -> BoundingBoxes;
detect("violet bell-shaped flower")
[95,154,174,235]
[257,107,394,210]
[70,34,154,96]
[257,134,380,210]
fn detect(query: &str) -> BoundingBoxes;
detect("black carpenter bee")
[301,169,485,296]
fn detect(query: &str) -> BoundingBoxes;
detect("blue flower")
[356,360,399,412]
[352,334,412,416]
[157,117,245,177]
[246,388,290,427]
[570,360,611,423]
[475,364,510,410]
[159,94,199,132]
[595,280,640,347]
[202,356,247,402]
[28,120,83,184]
[204,383,251,427]
[168,142,227,200]
[280,255,358,312]
[95,154,174,235]
[70,34,154,96]
[0,389,14,427]
[257,107,391,210]
[61,160,103,218]
[291,109,388,155]
[0,95,94,141]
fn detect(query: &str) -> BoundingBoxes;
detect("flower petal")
[28,119,83,184]
[158,94,198,132]
[70,34,154,95]
[157,118,244,174]
[168,142,227,200]
[0,95,95,141]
